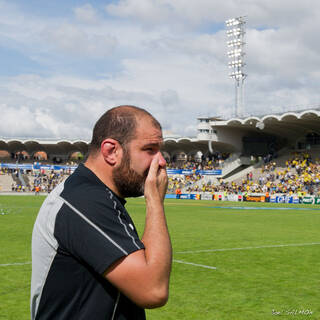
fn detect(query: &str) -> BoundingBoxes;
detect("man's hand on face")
[144,153,168,202]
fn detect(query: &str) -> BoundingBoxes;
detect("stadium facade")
[197,108,320,155]
[1,109,320,162]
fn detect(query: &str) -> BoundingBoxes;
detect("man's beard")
[113,148,148,198]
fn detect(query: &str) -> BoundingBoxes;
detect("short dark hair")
[89,105,161,154]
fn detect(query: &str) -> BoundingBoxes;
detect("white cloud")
[105,0,320,29]
[106,0,175,25]
[0,0,319,140]
[160,89,179,107]
[44,23,118,58]
[74,3,99,24]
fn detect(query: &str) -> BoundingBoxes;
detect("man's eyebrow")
[142,141,163,148]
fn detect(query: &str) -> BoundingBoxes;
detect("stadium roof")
[2,108,320,158]
[217,109,320,143]
[195,108,320,153]
[0,135,213,158]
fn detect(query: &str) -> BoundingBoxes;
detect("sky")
[0,0,320,140]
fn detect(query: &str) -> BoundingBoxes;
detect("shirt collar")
[76,163,126,205]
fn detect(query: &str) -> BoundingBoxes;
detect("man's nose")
[158,152,166,167]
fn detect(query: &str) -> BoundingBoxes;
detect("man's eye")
[145,148,156,153]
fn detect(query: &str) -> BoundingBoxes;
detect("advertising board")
[201,193,213,200]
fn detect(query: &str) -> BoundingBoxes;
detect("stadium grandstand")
[1,108,320,204]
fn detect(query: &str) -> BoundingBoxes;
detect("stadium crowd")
[1,151,320,197]
[32,170,68,194]
[0,167,68,194]
[167,151,320,197]
[167,152,230,170]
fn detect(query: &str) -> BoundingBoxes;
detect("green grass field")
[1,195,320,320]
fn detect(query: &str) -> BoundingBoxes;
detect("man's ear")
[100,139,121,166]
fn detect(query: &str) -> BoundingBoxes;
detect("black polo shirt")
[31,163,146,319]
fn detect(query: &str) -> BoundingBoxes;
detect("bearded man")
[31,105,172,320]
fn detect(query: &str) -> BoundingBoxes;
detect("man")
[31,105,172,320]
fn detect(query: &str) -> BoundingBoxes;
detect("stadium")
[2,107,320,204]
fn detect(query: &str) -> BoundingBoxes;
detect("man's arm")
[104,154,172,308]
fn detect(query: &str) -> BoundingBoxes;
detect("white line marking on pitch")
[0,262,31,267]
[176,242,320,254]
[173,259,217,270]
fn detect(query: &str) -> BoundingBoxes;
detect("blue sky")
[0,0,320,139]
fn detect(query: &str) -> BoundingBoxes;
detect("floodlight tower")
[225,16,247,117]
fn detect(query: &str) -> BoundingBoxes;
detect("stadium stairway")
[18,171,27,187]
[0,174,14,192]
[223,149,292,185]
[179,154,253,192]
[11,173,20,185]
[23,174,31,187]
[223,147,316,185]
[220,154,252,178]
[223,160,263,184]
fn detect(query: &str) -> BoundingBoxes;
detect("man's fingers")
[147,154,160,179]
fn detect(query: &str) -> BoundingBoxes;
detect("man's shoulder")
[62,171,106,203]
[61,164,122,212]
[63,164,103,193]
